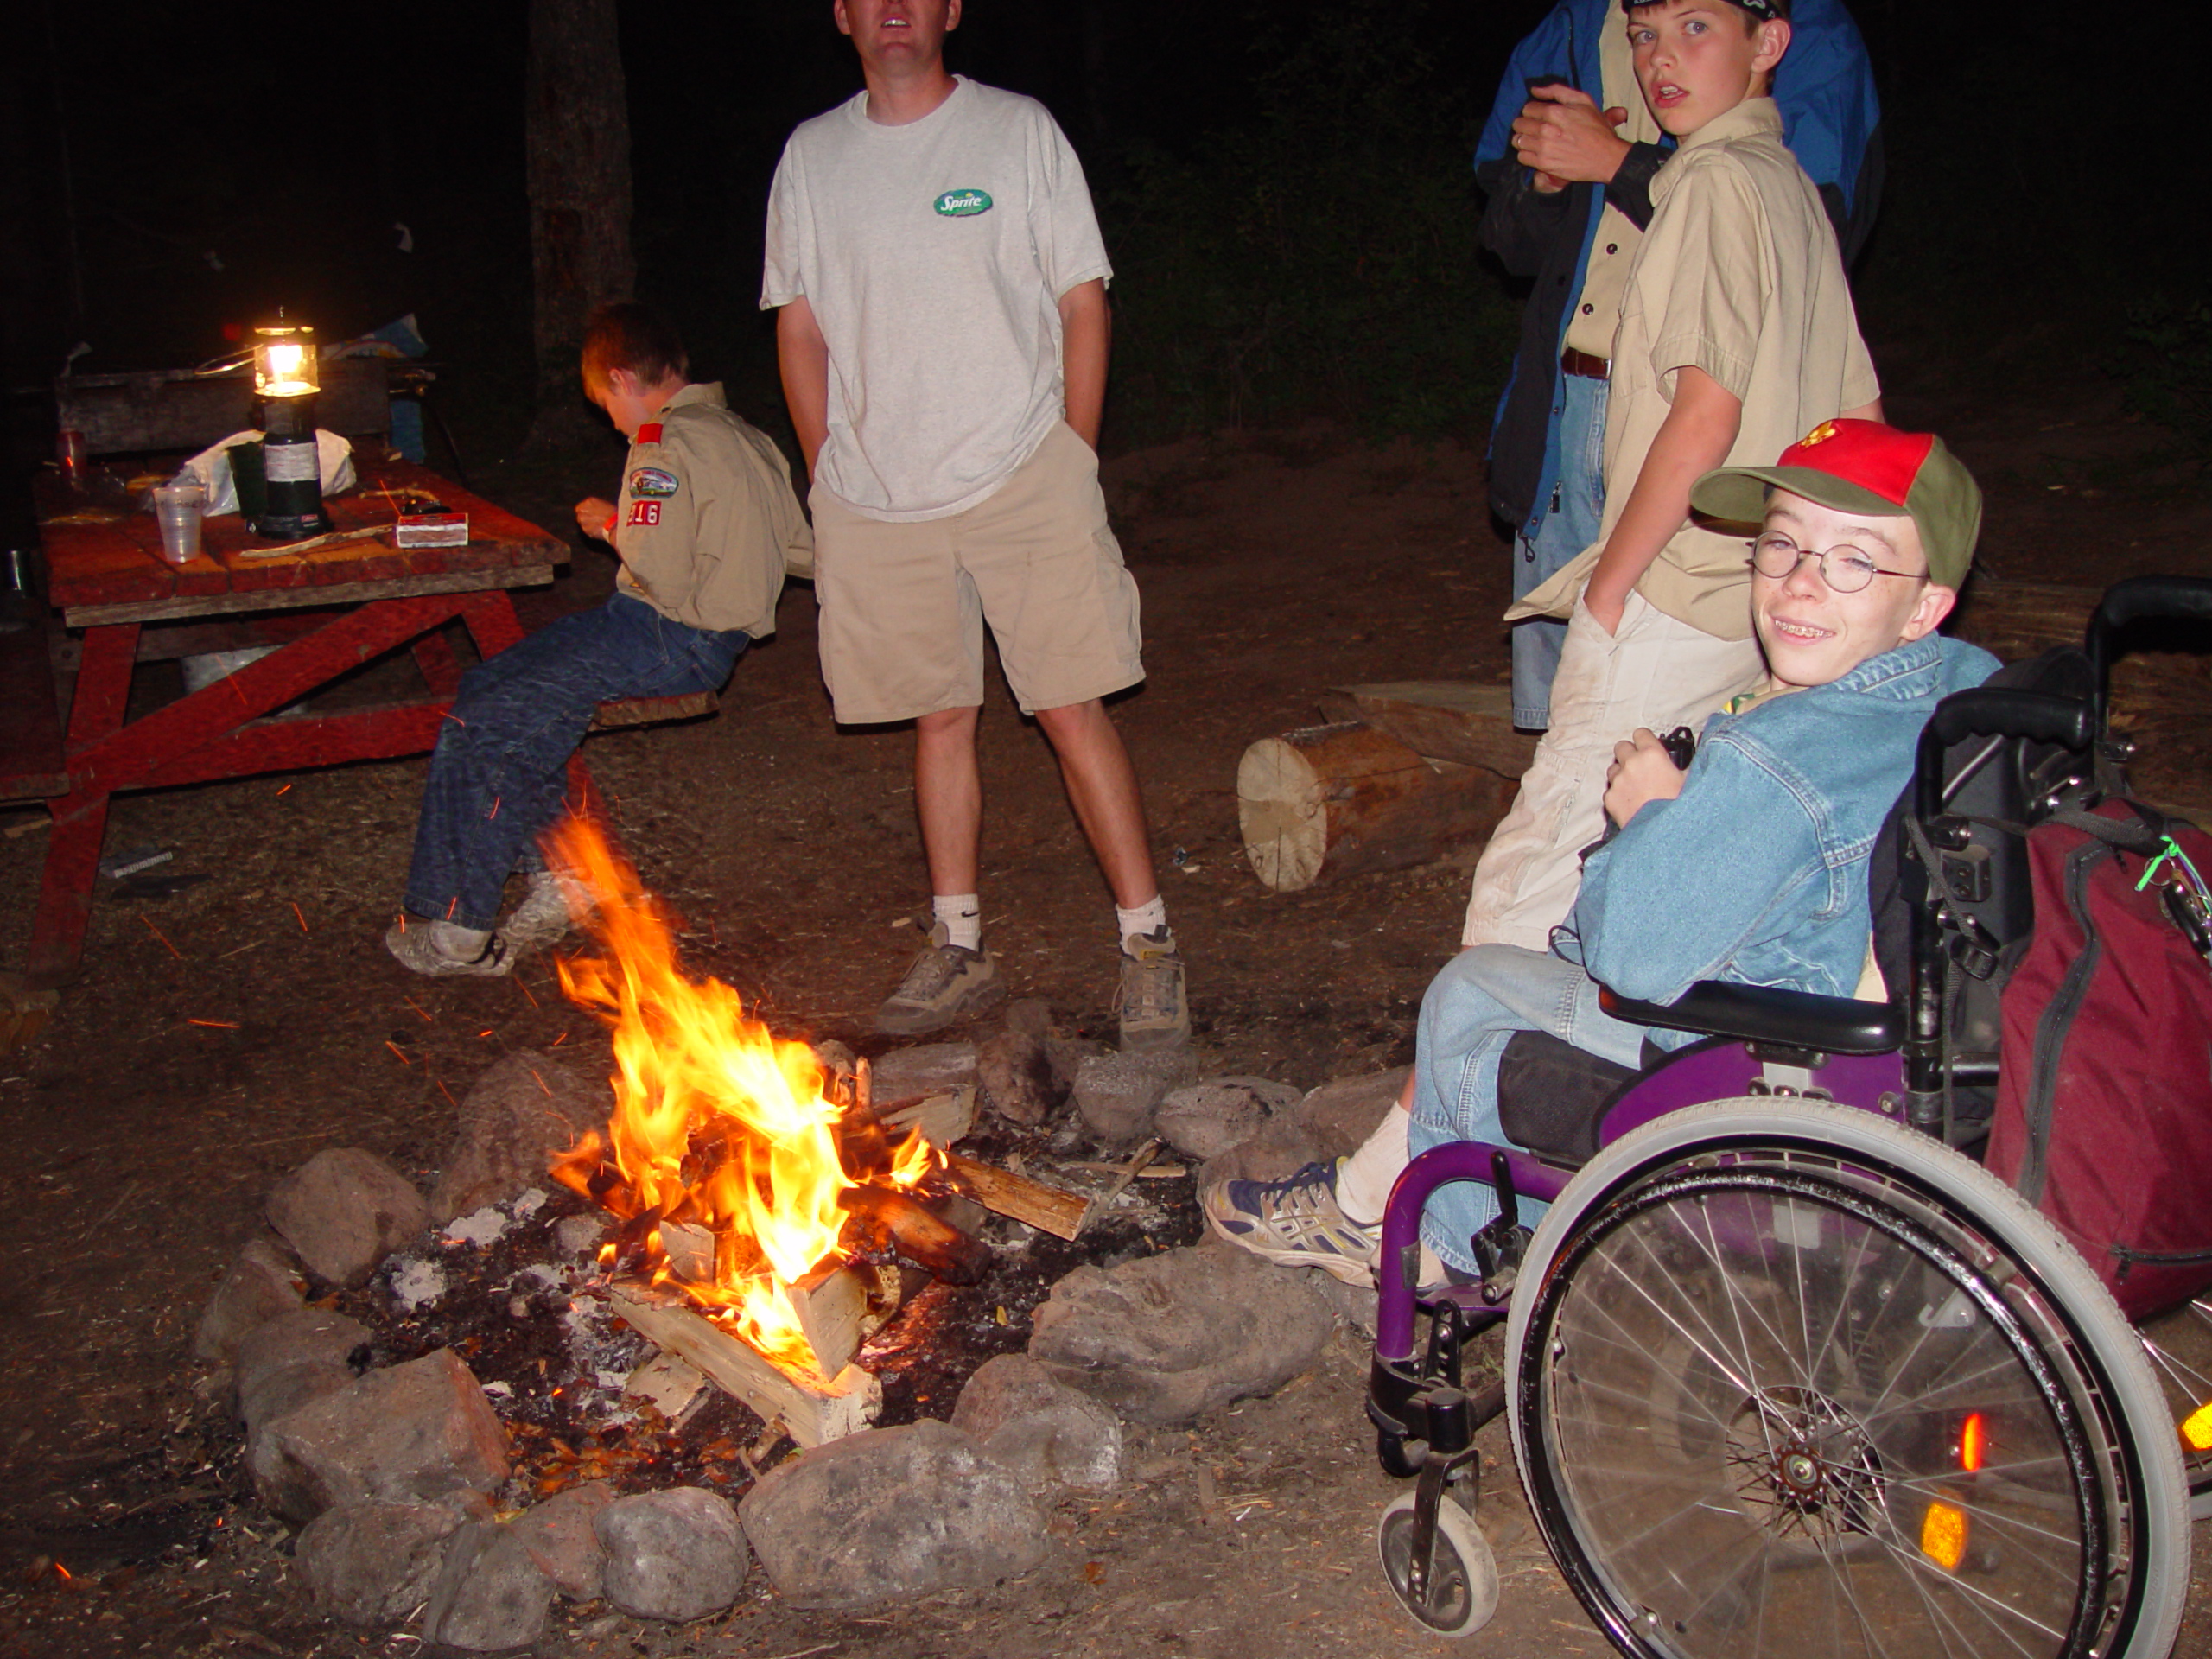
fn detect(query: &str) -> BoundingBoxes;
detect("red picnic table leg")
[28,623,139,986]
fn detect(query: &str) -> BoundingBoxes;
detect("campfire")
[541,817,969,1418]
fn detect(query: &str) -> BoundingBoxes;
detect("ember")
[543,818,938,1381]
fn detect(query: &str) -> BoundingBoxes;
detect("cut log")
[1236,721,1515,893]
[880,1084,976,1149]
[837,1185,992,1285]
[1317,682,1538,776]
[942,1153,1090,1242]
[788,1260,899,1376]
[607,1287,880,1448]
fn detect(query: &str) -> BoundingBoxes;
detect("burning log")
[942,1153,1089,1242]
[838,1185,992,1286]
[609,1287,880,1449]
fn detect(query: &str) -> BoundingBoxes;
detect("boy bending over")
[1207,421,1995,1281]
[385,302,810,976]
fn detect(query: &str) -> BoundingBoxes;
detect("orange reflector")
[1958,1412,1986,1473]
[1921,1501,1969,1573]
[2183,1402,2212,1453]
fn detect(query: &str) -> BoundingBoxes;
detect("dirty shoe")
[875,920,1007,1035]
[503,868,592,953]
[385,918,511,978]
[1117,925,1189,1052]
[1202,1160,1377,1287]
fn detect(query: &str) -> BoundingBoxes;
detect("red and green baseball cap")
[1690,419,1982,590]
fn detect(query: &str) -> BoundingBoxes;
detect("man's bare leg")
[876,703,1004,1034]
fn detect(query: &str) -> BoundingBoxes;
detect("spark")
[137,915,183,959]
[404,997,434,1023]
[487,796,501,821]
[187,1019,239,1029]
[516,976,539,1009]
[442,712,466,727]
[385,1040,410,1065]
[291,902,308,933]
[550,1031,569,1046]
[435,1077,458,1107]
[444,897,459,920]
[276,783,292,796]
[478,1028,493,1038]
[529,1067,551,1097]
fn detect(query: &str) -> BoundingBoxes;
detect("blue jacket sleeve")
[1476,3,1581,168]
[1570,741,1827,1005]
[1772,0,1884,241]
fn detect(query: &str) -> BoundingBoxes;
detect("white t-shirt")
[761,79,1113,522]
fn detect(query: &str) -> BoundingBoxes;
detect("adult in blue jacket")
[1479,0,1882,730]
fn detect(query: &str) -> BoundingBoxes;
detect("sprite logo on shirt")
[934,189,993,218]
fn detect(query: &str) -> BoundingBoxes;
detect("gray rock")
[740,1421,1044,1609]
[1046,1032,1108,1091]
[1155,1076,1301,1160]
[266,1148,428,1287]
[553,1211,610,1260]
[295,1500,461,1627]
[595,1486,747,1623]
[976,1027,1065,1126]
[193,1238,306,1363]
[511,1481,617,1601]
[232,1307,369,1437]
[868,1040,977,1105]
[421,1519,554,1652]
[1028,1237,1337,1425]
[250,1347,512,1525]
[429,1052,608,1224]
[1193,1114,1330,1199]
[1298,1066,1410,1157]
[1001,996,1056,1039]
[1072,1047,1198,1147]
[951,1354,1122,1491]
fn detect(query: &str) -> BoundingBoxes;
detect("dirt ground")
[1,358,2209,1658]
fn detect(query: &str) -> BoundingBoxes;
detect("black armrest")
[1598,980,1903,1055]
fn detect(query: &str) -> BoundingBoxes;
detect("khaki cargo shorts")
[810,423,1145,724]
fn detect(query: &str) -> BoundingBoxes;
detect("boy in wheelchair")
[1207,416,1995,1281]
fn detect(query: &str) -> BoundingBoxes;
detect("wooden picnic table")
[6,455,569,984]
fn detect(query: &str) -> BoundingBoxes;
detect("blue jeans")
[403,591,747,930]
[1408,944,1648,1274]
[1510,372,1609,731]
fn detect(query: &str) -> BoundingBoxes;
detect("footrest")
[589,690,718,731]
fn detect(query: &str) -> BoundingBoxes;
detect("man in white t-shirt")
[763,0,1186,1052]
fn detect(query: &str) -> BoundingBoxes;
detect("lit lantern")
[249,319,331,538]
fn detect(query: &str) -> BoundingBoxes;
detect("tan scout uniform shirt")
[1560,17,1664,364]
[1512,99,1879,640]
[613,384,812,639]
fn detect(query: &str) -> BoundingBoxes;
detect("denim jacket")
[1566,634,1999,1016]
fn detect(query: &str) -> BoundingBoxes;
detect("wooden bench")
[590,690,718,730]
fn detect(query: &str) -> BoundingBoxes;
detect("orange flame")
[543,817,933,1378]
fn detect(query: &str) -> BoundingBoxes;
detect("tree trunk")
[524,0,634,448]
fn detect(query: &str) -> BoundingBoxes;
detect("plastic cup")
[153,480,207,564]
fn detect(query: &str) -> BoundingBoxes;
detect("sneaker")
[385,918,511,978]
[502,869,592,953]
[1202,1160,1379,1286]
[874,920,1007,1034]
[1117,925,1189,1052]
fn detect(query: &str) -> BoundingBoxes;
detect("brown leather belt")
[1560,346,1611,381]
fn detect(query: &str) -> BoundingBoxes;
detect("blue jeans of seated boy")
[1408,942,1648,1276]
[1510,372,1609,731]
[403,590,747,931]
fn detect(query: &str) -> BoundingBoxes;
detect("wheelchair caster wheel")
[1376,1491,1498,1638]
[1376,1426,1424,1479]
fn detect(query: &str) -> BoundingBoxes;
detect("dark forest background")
[0,0,2202,487]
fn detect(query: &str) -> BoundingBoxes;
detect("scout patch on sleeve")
[627,500,662,527]
[933,188,994,218]
[628,467,679,499]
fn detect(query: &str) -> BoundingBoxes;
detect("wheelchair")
[1366,576,2212,1656]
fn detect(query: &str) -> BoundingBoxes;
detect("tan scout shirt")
[1512,99,1880,640]
[1560,17,1664,363]
[613,384,812,639]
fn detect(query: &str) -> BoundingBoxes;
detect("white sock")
[1336,1103,1412,1227]
[932,893,982,952]
[1116,896,1168,949]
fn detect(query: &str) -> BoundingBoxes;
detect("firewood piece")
[607,1287,880,1450]
[880,1084,976,1150]
[1236,721,1515,893]
[942,1153,1090,1242]
[787,1261,890,1376]
[1315,682,1537,776]
[657,1220,715,1283]
[837,1185,992,1285]
[1079,1139,1161,1233]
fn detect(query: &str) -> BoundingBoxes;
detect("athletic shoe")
[1117,925,1189,1052]
[502,869,592,953]
[385,918,511,978]
[874,919,1007,1034]
[1202,1160,1379,1286]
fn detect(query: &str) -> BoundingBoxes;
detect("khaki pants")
[1461,590,1762,950]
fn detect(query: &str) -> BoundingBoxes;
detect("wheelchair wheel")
[1376,1490,1499,1638]
[2139,1295,2212,1520]
[1504,1098,2189,1659]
